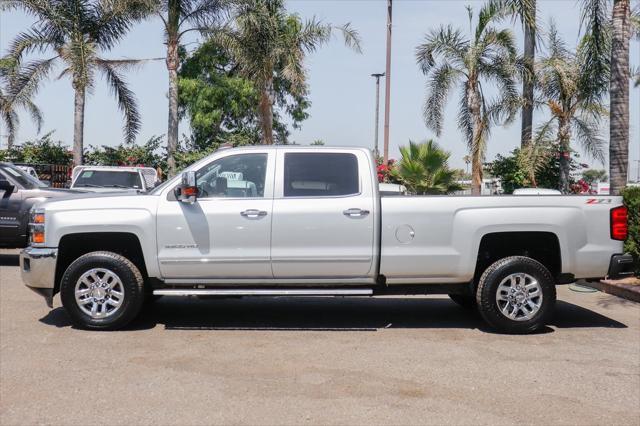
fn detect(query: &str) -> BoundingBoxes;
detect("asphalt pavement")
[1,249,639,425]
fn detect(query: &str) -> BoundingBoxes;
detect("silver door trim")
[160,257,270,265]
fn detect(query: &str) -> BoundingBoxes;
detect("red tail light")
[610,206,628,241]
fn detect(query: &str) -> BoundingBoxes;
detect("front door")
[271,150,376,279]
[157,151,275,279]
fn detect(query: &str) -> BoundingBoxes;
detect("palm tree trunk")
[521,4,536,147]
[467,85,483,195]
[166,37,179,177]
[609,0,631,195]
[558,119,571,193]
[259,77,274,145]
[73,85,86,166]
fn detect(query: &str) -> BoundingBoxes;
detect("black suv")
[0,162,77,248]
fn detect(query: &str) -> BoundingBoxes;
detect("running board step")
[153,288,373,297]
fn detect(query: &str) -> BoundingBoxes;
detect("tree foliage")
[0,131,72,164]
[582,169,608,184]
[177,41,309,149]
[213,0,360,144]
[415,2,521,195]
[532,24,607,193]
[1,0,151,164]
[392,140,462,195]
[622,186,640,276]
[84,135,165,168]
[487,147,583,193]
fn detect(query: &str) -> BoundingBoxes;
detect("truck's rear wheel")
[60,251,145,330]
[476,256,556,334]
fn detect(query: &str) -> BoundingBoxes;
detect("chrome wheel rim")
[75,268,125,319]
[495,273,543,322]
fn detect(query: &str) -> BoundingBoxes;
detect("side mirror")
[0,179,15,197]
[174,171,198,203]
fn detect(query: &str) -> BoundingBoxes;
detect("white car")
[69,166,158,192]
[513,188,562,195]
[20,146,634,333]
[15,165,41,181]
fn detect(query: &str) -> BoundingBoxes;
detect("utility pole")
[383,0,392,165]
[371,73,385,158]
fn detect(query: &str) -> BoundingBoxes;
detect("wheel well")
[474,232,562,282]
[54,232,147,293]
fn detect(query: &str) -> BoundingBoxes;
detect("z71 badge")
[585,198,612,204]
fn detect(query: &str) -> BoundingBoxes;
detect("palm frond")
[572,114,606,163]
[6,57,57,106]
[98,61,141,144]
[416,25,468,75]
[578,0,610,102]
[423,62,461,135]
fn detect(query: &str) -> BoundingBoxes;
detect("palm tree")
[152,0,225,176]
[416,3,521,195]
[1,0,148,165]
[0,58,42,148]
[580,0,636,194]
[533,25,607,193]
[609,0,631,194]
[214,0,361,145]
[489,0,537,148]
[393,140,462,195]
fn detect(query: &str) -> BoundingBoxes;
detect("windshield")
[0,164,47,189]
[73,170,142,189]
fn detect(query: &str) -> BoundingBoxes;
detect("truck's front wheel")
[476,256,556,334]
[60,251,145,330]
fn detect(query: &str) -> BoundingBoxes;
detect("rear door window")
[283,153,359,197]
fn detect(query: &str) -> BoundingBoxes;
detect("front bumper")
[607,254,637,280]
[20,247,58,307]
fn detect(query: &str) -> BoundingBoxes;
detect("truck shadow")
[0,254,19,266]
[39,297,628,332]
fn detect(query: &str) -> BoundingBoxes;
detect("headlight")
[29,208,46,246]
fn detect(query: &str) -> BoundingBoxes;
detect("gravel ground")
[1,249,639,425]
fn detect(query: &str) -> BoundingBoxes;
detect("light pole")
[383,0,392,165]
[371,73,385,158]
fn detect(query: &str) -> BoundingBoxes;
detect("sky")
[1,0,639,178]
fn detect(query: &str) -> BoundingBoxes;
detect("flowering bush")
[376,158,397,183]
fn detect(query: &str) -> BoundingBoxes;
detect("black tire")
[60,251,145,330]
[448,294,477,310]
[476,256,556,334]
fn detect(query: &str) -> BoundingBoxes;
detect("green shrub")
[622,186,640,276]
[0,131,72,165]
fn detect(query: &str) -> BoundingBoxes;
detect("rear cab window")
[283,153,359,197]
[73,170,143,189]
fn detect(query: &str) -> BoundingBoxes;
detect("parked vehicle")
[0,162,78,248]
[19,147,635,332]
[512,188,562,195]
[16,165,42,182]
[69,166,158,192]
[379,182,407,196]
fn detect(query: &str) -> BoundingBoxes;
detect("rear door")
[271,149,376,279]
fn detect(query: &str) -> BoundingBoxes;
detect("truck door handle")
[240,209,267,218]
[343,208,370,217]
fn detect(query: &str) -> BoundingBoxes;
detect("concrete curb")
[584,279,640,303]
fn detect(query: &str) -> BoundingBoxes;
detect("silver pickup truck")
[19,146,634,333]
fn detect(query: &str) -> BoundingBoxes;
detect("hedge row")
[622,186,640,276]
